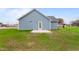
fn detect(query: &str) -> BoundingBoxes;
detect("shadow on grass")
[18,30,32,32]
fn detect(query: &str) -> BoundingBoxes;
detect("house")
[18,9,59,30]
[0,23,2,27]
[0,23,8,27]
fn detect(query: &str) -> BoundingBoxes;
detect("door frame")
[38,21,42,30]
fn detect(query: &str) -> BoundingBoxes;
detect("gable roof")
[47,16,56,21]
[18,9,50,21]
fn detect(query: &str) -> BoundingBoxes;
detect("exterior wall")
[19,20,33,30]
[58,23,63,28]
[51,22,58,29]
[19,10,51,30]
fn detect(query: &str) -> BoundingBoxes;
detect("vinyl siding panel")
[51,23,58,29]
[19,10,51,30]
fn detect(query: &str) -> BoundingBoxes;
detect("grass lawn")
[0,26,79,51]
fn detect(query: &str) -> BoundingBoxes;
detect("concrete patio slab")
[31,30,51,33]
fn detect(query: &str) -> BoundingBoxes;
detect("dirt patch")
[26,41,36,48]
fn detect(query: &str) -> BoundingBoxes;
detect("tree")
[57,18,65,28]
[57,18,64,24]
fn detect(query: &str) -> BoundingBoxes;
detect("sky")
[0,8,79,24]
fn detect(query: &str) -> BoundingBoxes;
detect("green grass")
[0,26,79,51]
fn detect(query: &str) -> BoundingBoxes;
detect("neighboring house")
[0,23,8,27]
[18,9,59,30]
[0,23,2,27]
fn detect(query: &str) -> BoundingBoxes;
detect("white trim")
[50,21,51,30]
[38,21,42,30]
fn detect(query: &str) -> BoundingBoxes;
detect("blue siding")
[51,23,58,29]
[19,10,51,30]
[19,20,33,30]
